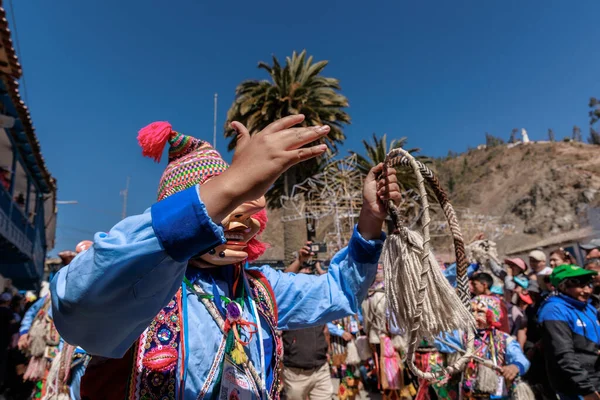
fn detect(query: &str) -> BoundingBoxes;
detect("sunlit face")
[587,249,600,260]
[529,257,546,273]
[561,278,594,302]
[471,280,486,295]
[549,253,567,268]
[190,197,266,267]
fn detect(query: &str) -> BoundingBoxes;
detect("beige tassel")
[383,228,475,338]
[391,334,407,354]
[28,319,47,357]
[355,336,372,361]
[512,379,535,400]
[475,365,498,394]
[345,339,361,365]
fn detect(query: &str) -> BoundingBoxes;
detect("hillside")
[432,141,600,254]
[257,141,600,264]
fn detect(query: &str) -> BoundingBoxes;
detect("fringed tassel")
[355,336,372,361]
[137,121,174,162]
[512,378,535,400]
[42,351,62,400]
[383,228,475,338]
[29,319,47,357]
[24,356,48,381]
[474,365,498,394]
[345,339,361,365]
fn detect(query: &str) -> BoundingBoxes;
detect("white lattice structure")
[279,154,515,258]
[279,154,420,258]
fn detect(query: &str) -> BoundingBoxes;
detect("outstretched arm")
[262,226,385,329]
[51,115,332,358]
[51,186,226,358]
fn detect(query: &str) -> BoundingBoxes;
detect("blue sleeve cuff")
[348,225,385,264]
[19,329,29,336]
[151,185,226,262]
[514,362,526,376]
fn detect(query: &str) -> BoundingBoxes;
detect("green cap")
[550,264,597,287]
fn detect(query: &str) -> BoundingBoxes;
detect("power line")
[7,0,29,105]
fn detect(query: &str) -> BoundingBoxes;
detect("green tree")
[588,97,600,145]
[224,50,350,204]
[485,133,505,147]
[348,133,428,192]
[347,133,428,233]
[589,128,600,145]
[448,174,456,194]
[224,50,350,259]
[548,128,555,142]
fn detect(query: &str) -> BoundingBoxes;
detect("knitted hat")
[471,295,502,328]
[138,121,229,201]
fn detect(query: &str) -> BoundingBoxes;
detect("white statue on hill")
[521,128,530,143]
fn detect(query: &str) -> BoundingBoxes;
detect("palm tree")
[224,50,350,261]
[348,133,431,232]
[349,133,428,190]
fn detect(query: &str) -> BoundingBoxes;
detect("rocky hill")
[432,141,600,254]
[257,141,600,264]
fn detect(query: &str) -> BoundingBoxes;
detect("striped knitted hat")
[138,121,229,201]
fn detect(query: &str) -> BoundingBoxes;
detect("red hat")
[518,292,533,305]
[505,258,527,271]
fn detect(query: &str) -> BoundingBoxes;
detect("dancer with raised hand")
[50,115,401,400]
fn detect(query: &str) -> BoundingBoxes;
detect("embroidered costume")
[21,280,89,399]
[435,295,530,400]
[50,122,384,400]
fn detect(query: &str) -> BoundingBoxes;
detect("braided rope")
[386,155,470,305]
[384,148,474,380]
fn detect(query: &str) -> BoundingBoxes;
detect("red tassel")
[137,121,173,162]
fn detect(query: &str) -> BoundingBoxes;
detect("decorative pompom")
[137,121,173,162]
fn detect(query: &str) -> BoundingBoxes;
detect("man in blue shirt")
[51,115,401,400]
[538,264,600,400]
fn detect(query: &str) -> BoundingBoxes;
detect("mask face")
[471,301,490,329]
[192,197,266,267]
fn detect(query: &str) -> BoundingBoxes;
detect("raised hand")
[357,163,401,240]
[297,241,314,264]
[228,114,329,203]
[200,114,329,223]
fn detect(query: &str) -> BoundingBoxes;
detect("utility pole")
[120,176,130,219]
[213,93,218,148]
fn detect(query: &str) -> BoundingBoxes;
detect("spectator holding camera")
[286,241,326,275]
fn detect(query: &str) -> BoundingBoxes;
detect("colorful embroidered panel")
[128,290,183,400]
[126,271,281,400]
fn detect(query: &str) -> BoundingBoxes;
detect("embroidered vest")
[81,271,282,400]
[462,329,508,397]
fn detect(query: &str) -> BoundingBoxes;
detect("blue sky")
[6,0,600,254]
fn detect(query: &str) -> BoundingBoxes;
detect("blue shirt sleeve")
[506,336,530,375]
[467,263,479,277]
[442,263,458,288]
[327,322,345,337]
[387,309,403,335]
[50,186,225,358]
[20,297,45,335]
[434,330,463,353]
[258,226,384,330]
